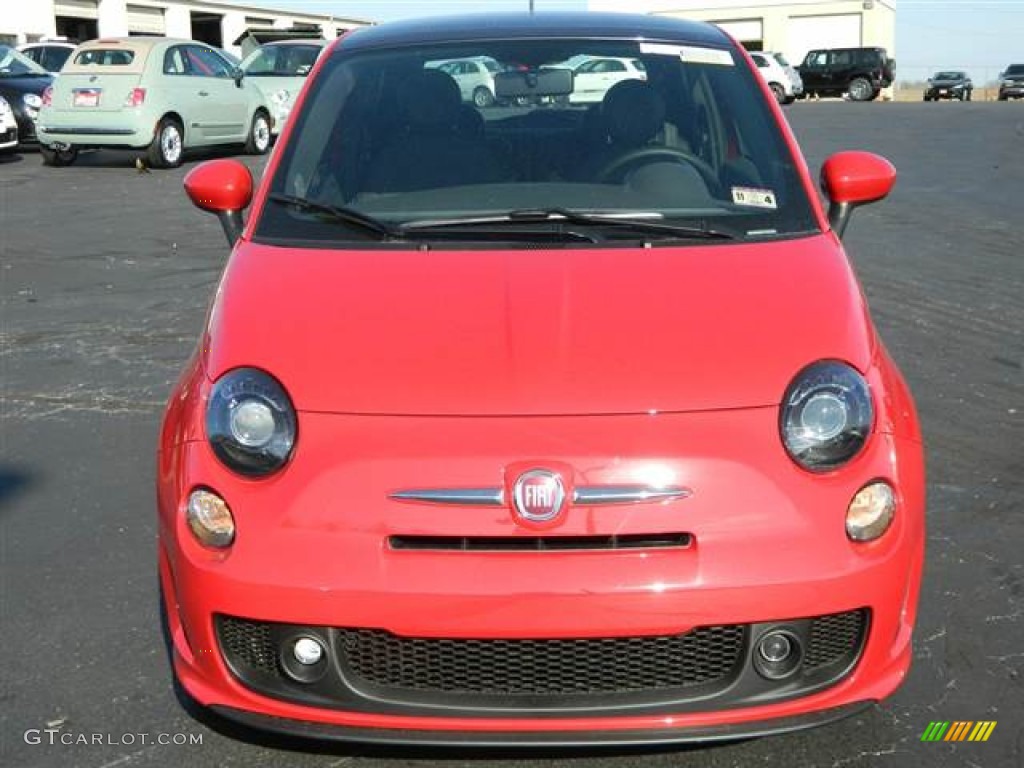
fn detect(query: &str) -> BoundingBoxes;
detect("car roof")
[337,12,729,53]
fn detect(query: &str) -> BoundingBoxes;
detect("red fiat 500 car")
[158,13,925,746]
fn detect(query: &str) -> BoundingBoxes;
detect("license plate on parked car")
[73,89,101,107]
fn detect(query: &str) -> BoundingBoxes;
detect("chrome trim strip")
[389,488,504,506]
[389,485,690,507]
[39,126,137,136]
[573,486,691,505]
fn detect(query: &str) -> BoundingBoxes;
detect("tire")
[244,110,271,155]
[148,117,184,168]
[40,145,78,167]
[998,94,1007,101]
[923,94,930,102]
[769,83,786,104]
[472,86,495,108]
[848,77,874,102]
[965,90,972,102]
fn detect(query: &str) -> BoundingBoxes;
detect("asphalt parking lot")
[1,102,1021,768]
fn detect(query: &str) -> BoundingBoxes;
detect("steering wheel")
[597,147,722,195]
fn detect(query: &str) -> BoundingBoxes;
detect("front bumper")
[158,406,925,741]
[999,84,1024,98]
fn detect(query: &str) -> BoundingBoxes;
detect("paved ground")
[1,103,1021,768]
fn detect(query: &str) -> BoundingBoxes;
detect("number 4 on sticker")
[732,186,777,209]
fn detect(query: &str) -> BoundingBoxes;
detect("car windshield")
[934,71,961,80]
[0,44,49,77]
[242,44,322,76]
[258,36,817,246]
[1006,65,1024,75]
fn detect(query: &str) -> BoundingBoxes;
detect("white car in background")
[569,56,646,103]
[240,39,327,135]
[0,95,17,152]
[750,51,803,104]
[426,57,502,107]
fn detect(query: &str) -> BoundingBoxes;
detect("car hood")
[205,234,875,416]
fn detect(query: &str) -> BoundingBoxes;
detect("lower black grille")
[804,610,868,671]
[339,625,744,695]
[215,608,869,717]
[219,616,277,675]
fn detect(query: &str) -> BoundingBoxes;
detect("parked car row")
[0,44,51,147]
[2,34,328,166]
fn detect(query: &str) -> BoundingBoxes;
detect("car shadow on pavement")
[0,466,33,512]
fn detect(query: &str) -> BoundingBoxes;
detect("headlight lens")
[780,361,873,471]
[206,368,297,477]
[23,93,42,109]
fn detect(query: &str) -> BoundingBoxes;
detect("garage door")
[713,19,763,48]
[55,0,99,20]
[786,14,861,67]
[127,5,166,36]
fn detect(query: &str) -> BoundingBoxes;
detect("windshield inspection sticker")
[732,186,778,209]
[639,43,734,66]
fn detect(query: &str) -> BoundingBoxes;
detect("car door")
[799,50,829,93]
[829,50,854,94]
[183,44,246,142]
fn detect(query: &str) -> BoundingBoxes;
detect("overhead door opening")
[191,12,223,48]
[786,14,861,66]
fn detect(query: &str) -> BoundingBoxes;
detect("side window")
[46,47,73,71]
[185,45,232,78]
[751,54,768,68]
[164,46,188,75]
[804,51,826,68]
[830,51,851,67]
[23,48,43,65]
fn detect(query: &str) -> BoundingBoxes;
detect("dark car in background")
[798,47,893,101]
[924,71,972,101]
[18,41,77,75]
[0,44,53,147]
[998,64,1024,101]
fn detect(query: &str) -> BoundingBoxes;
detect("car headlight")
[206,368,297,477]
[1002,79,1014,86]
[23,93,42,109]
[780,361,873,472]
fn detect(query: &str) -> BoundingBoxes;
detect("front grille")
[803,609,868,671]
[215,608,869,717]
[338,625,744,696]
[388,533,692,552]
[219,616,278,676]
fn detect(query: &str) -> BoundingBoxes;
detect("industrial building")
[589,0,896,68]
[0,1,369,57]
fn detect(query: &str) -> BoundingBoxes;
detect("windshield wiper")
[402,208,735,241]
[267,193,406,240]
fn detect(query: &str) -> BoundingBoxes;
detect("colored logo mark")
[921,721,997,742]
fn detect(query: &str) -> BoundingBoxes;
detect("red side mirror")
[820,151,896,238]
[184,159,253,245]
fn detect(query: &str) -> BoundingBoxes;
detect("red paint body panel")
[204,235,874,416]
[158,12,925,744]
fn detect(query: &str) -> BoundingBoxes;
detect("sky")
[247,1,1024,82]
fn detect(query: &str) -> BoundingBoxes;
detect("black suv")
[797,47,894,101]
[998,64,1024,101]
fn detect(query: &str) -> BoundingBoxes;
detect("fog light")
[759,632,792,663]
[846,481,895,542]
[293,637,323,665]
[753,630,802,679]
[186,489,235,549]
